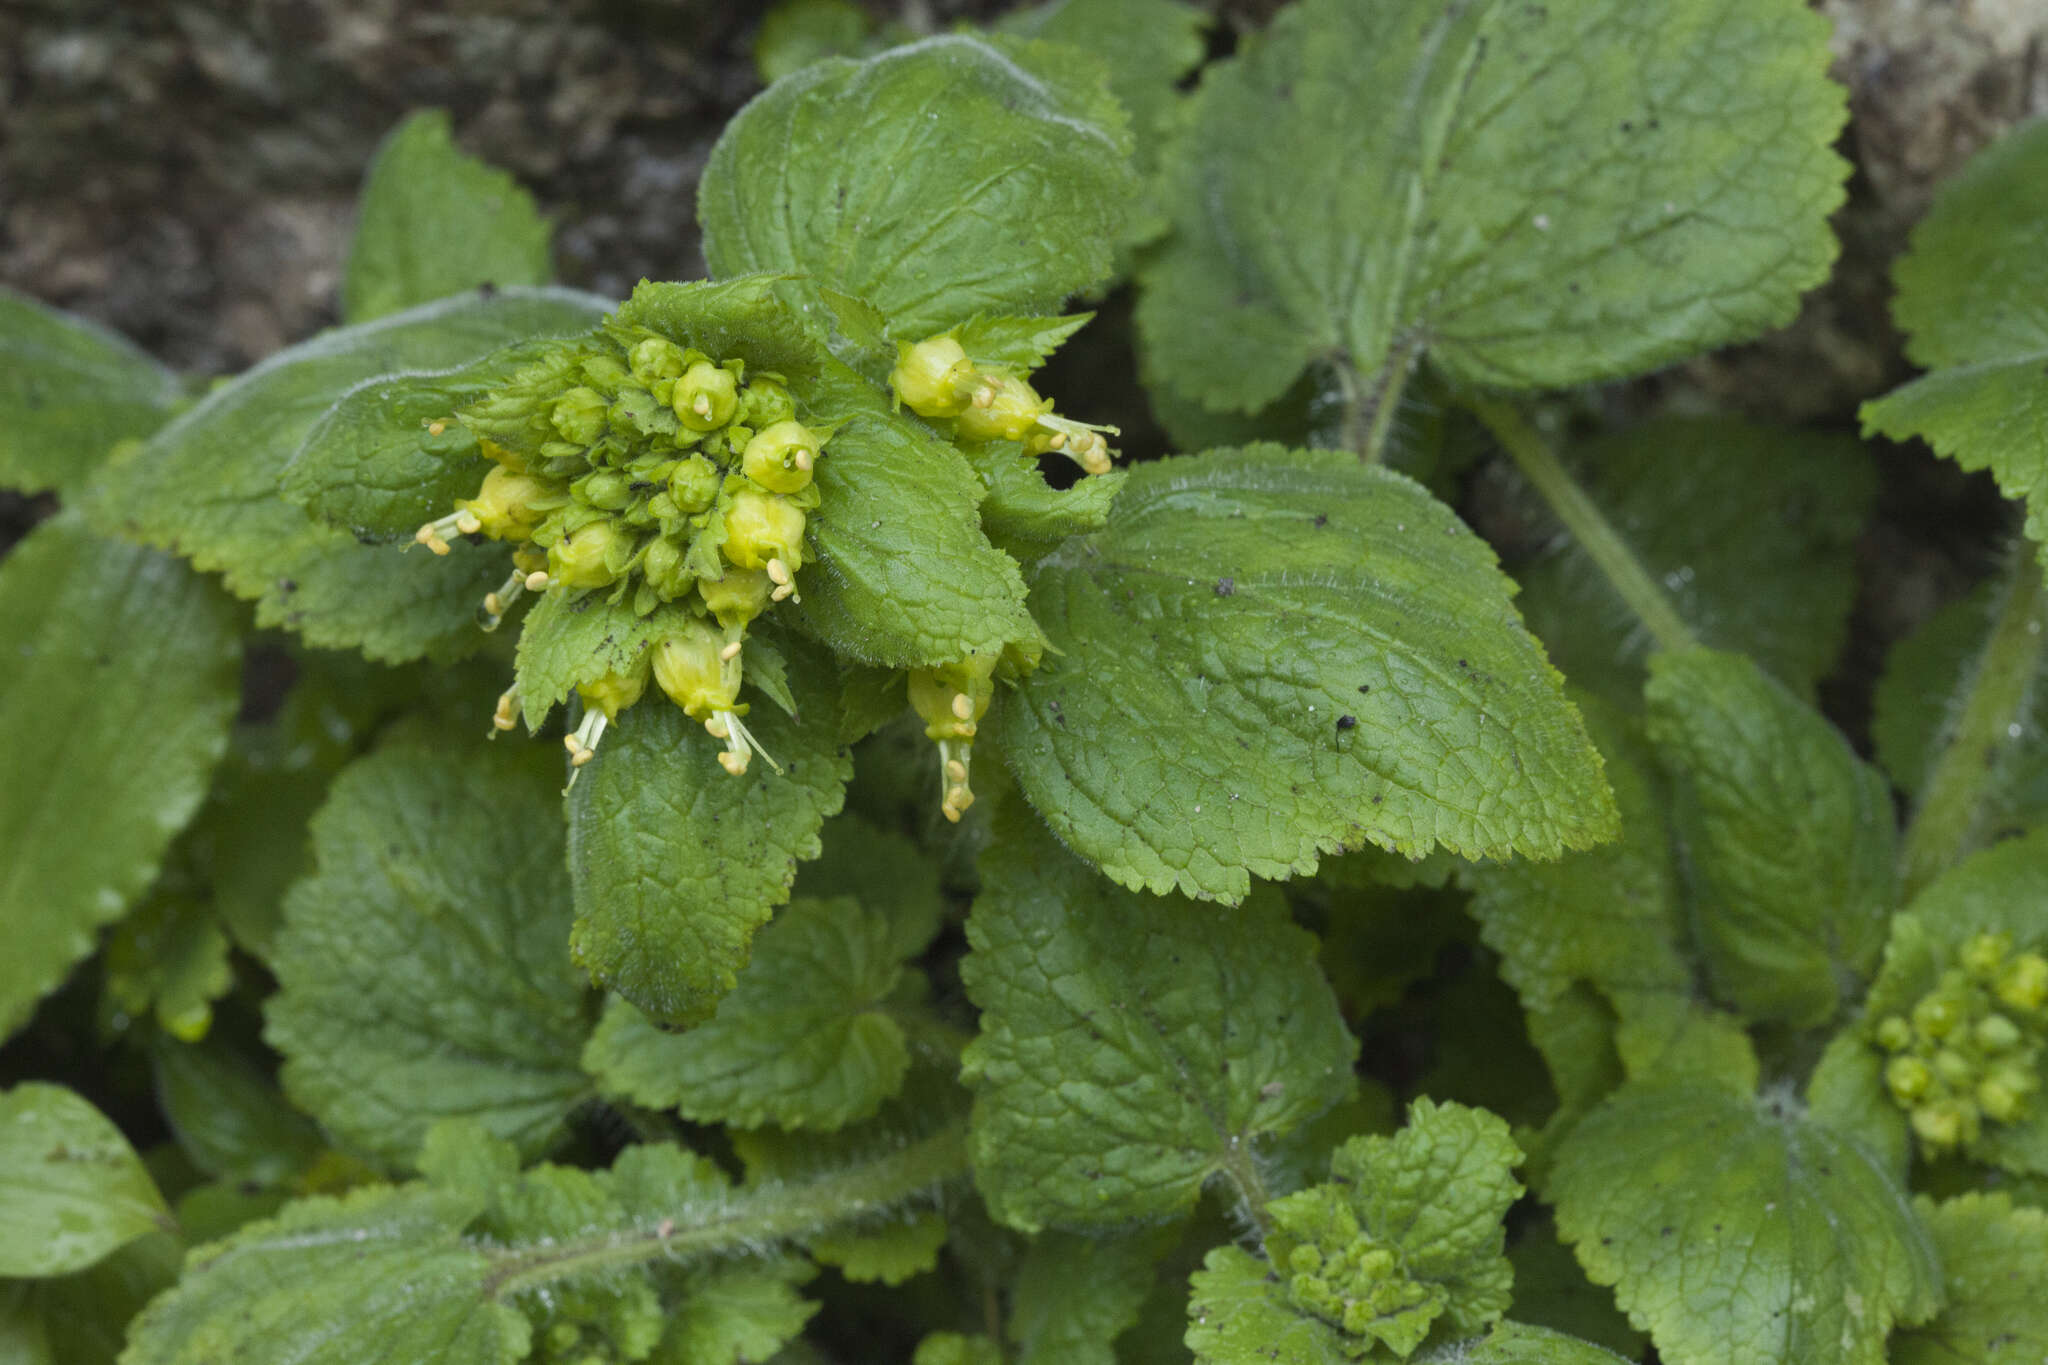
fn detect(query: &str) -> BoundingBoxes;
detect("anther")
[946,758,968,783]
[951,693,972,721]
[426,420,447,436]
[525,571,552,592]
[693,393,713,419]
[766,558,791,586]
[770,583,794,602]
[719,640,743,662]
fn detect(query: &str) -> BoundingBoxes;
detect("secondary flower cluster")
[410,329,832,777]
[1875,930,2046,1152]
[1282,1236,1438,1347]
[889,332,1118,476]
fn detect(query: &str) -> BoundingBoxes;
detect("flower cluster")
[410,329,833,777]
[1875,930,2046,1152]
[1281,1236,1440,1347]
[888,332,1118,475]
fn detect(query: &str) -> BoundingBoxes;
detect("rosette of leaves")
[96,31,1617,1032]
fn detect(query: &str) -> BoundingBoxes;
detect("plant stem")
[485,1121,968,1299]
[1467,393,1698,655]
[1339,340,1419,465]
[1216,1137,1277,1243]
[1898,542,2048,901]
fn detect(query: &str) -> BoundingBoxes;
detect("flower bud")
[458,466,557,540]
[1979,1073,2029,1124]
[1976,1013,2024,1052]
[1997,953,2048,1013]
[674,361,740,432]
[642,537,692,600]
[1961,931,2012,981]
[1885,1054,1932,1103]
[577,653,651,721]
[668,454,723,513]
[1933,1048,1975,1087]
[1911,1100,1971,1149]
[742,420,823,494]
[723,488,807,572]
[1913,992,1964,1040]
[652,620,740,720]
[890,335,974,417]
[699,567,773,630]
[628,336,687,387]
[739,378,796,429]
[1874,1016,1913,1052]
[953,373,1050,444]
[551,386,610,445]
[548,518,631,590]
[576,468,635,512]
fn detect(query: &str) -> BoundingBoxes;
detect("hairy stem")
[1216,1137,1277,1243]
[1339,340,1420,465]
[1467,394,1698,655]
[1898,542,2048,901]
[486,1120,968,1299]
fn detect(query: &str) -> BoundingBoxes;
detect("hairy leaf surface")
[342,110,552,324]
[1140,0,1847,413]
[87,287,609,662]
[1550,1082,1941,1365]
[994,446,1616,902]
[0,1084,169,1277]
[582,896,914,1130]
[566,665,852,1026]
[1892,1193,2048,1365]
[961,810,1356,1231]
[265,739,594,1167]
[0,514,238,1037]
[701,34,1134,337]
[1862,120,2048,587]
[1644,649,1895,1027]
[0,287,183,497]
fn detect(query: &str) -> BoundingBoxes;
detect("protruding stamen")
[945,758,968,783]
[936,737,975,824]
[1034,414,1120,476]
[718,640,743,662]
[426,420,447,437]
[793,448,813,471]
[524,570,552,592]
[692,393,713,419]
[972,383,996,409]
[765,558,791,586]
[413,509,480,557]
[950,693,973,721]
[770,583,795,602]
[477,567,527,633]
[712,708,782,777]
[490,684,521,736]
[564,710,608,775]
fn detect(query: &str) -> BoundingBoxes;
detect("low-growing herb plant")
[3,1,2045,1362]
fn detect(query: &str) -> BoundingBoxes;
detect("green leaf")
[514,591,696,729]
[0,1083,170,1277]
[1186,1244,1355,1365]
[264,738,594,1168]
[754,0,879,85]
[342,110,552,324]
[281,333,567,540]
[1893,1192,2048,1364]
[991,446,1617,903]
[1643,649,1896,1027]
[790,385,1039,667]
[960,809,1357,1232]
[809,1211,948,1285]
[567,666,852,1027]
[1549,1081,1942,1365]
[0,287,184,497]
[950,313,1094,372]
[1874,584,2048,829]
[122,1183,527,1365]
[1506,1215,1646,1361]
[1509,418,1875,704]
[1861,120,2048,588]
[582,895,914,1130]
[87,286,610,663]
[102,890,233,1043]
[655,1260,820,1365]
[0,513,239,1038]
[152,1037,326,1188]
[1139,0,1847,414]
[5,1231,181,1365]
[1009,1229,1172,1365]
[962,442,1126,559]
[700,34,1135,338]
[796,810,946,960]
[999,0,1207,247]
[1260,1100,1521,1356]
[916,1334,1005,1365]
